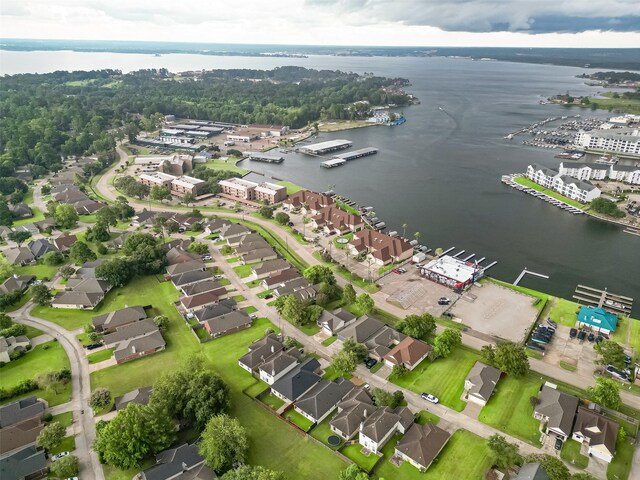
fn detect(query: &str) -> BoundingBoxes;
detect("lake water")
[2,50,638,305]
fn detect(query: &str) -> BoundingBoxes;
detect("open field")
[478,375,543,446]
[88,348,114,364]
[204,158,247,174]
[0,340,70,390]
[588,92,640,115]
[390,346,480,411]
[513,176,585,209]
[549,298,581,327]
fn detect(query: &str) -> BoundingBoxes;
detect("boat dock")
[321,158,347,168]
[333,147,378,161]
[247,152,284,163]
[299,139,352,155]
[573,285,634,316]
[513,268,549,286]
[501,174,585,215]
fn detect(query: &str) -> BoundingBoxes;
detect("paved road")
[11,302,105,480]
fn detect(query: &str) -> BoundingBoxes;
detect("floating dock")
[321,158,347,168]
[247,152,284,163]
[300,139,352,155]
[573,285,633,316]
[333,147,378,160]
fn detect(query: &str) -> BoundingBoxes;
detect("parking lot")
[536,325,600,377]
[449,283,539,342]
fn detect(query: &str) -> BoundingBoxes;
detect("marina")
[573,285,634,316]
[332,147,379,161]
[247,152,285,163]
[299,139,352,155]
[321,158,347,168]
[501,174,585,215]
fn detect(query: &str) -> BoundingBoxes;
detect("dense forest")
[0,66,412,176]
[579,71,640,83]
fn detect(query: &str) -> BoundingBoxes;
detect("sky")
[1,0,639,48]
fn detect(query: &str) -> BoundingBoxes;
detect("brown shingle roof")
[395,423,451,470]
[384,337,432,368]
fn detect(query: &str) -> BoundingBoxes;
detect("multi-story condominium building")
[254,182,287,204]
[139,172,177,188]
[575,128,640,156]
[526,164,559,188]
[609,164,640,185]
[218,178,286,204]
[558,162,609,181]
[552,175,601,203]
[170,176,206,197]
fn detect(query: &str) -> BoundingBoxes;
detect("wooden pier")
[573,285,634,316]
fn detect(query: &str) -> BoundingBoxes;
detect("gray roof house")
[250,259,292,280]
[262,268,301,289]
[52,278,111,310]
[464,362,502,406]
[52,233,77,252]
[115,387,153,411]
[171,270,211,289]
[92,306,147,333]
[166,247,198,266]
[0,396,46,455]
[27,239,58,259]
[395,423,451,472]
[181,279,223,297]
[359,406,414,454]
[74,258,107,278]
[337,315,385,343]
[3,247,35,266]
[194,300,237,323]
[141,443,216,480]
[220,223,252,243]
[103,319,158,347]
[271,358,322,403]
[257,348,301,385]
[330,388,375,440]
[234,238,271,255]
[166,259,205,277]
[533,384,579,440]
[318,308,357,335]
[0,335,31,364]
[202,311,252,338]
[0,275,35,295]
[512,463,551,480]
[9,204,33,219]
[240,247,278,265]
[0,445,47,480]
[294,378,354,423]
[102,319,165,364]
[204,218,232,234]
[273,277,318,301]
[571,407,619,463]
[364,325,405,361]
[238,333,285,373]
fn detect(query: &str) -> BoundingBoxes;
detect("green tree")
[396,313,436,341]
[188,242,209,254]
[304,265,336,285]
[259,206,274,218]
[589,377,621,409]
[275,212,290,225]
[36,421,66,451]
[281,295,306,325]
[199,415,248,474]
[220,466,285,480]
[339,464,371,480]
[342,283,356,305]
[356,293,374,314]
[371,388,404,408]
[94,403,175,469]
[150,185,172,203]
[153,315,169,332]
[183,371,231,429]
[480,345,496,365]
[0,313,13,329]
[494,342,529,377]
[95,258,133,287]
[55,203,79,229]
[0,256,13,280]
[60,265,76,280]
[182,192,195,206]
[541,455,570,480]
[330,350,358,377]
[90,387,112,410]
[343,338,368,362]
[8,230,31,245]
[487,434,521,469]
[49,454,78,478]
[43,251,64,266]
[96,206,118,228]
[594,340,626,369]
[31,284,51,306]
[70,241,97,265]
[433,328,461,358]
[392,364,408,378]
[0,199,13,226]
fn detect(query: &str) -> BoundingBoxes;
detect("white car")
[51,451,70,461]
[214,274,225,280]
[421,393,439,404]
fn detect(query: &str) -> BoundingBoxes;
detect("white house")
[358,406,414,454]
[571,407,619,463]
[552,176,601,203]
[526,164,560,188]
[558,162,608,181]
[575,128,640,156]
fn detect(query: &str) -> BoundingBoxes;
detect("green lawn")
[232,295,246,302]
[587,92,640,115]
[478,375,543,446]
[613,316,640,354]
[0,340,70,390]
[560,440,589,469]
[374,430,492,480]
[243,306,258,314]
[1,291,33,313]
[88,348,114,364]
[261,393,285,411]
[549,298,580,327]
[310,419,342,449]
[286,409,315,432]
[370,362,383,374]
[32,275,178,331]
[16,263,61,280]
[323,365,352,381]
[608,438,634,480]
[49,435,76,455]
[23,324,43,339]
[277,181,304,195]
[103,460,154,480]
[340,442,380,472]
[322,336,338,347]
[12,207,45,227]
[233,264,253,278]
[226,256,240,263]
[51,411,74,428]
[257,289,273,299]
[92,316,347,480]
[204,158,247,174]
[390,346,481,411]
[559,361,577,372]
[335,200,360,216]
[415,410,440,425]
[513,176,585,209]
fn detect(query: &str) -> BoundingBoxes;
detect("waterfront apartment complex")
[218,178,287,204]
[138,173,206,197]
[526,165,601,203]
[575,128,640,156]
[558,162,608,181]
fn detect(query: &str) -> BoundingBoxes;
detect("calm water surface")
[2,51,638,304]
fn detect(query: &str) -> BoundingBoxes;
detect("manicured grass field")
[277,181,304,195]
[559,361,577,372]
[322,336,338,346]
[88,348,114,364]
[204,158,247,174]
[0,340,70,390]
[478,375,543,446]
[233,264,253,278]
[513,176,585,209]
[340,442,380,472]
[232,295,246,302]
[243,306,258,314]
[286,409,315,432]
[32,275,178,331]
[24,324,43,339]
[390,346,480,411]
[588,92,640,115]
[257,289,273,299]
[374,430,492,480]
[607,438,634,480]
[309,419,342,449]
[549,298,580,327]
[415,410,440,425]
[51,411,74,428]
[226,256,240,263]
[103,460,154,480]
[12,207,45,227]
[613,316,640,355]
[261,393,285,411]
[16,263,61,280]
[560,440,588,469]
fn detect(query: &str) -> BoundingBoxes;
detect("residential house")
[250,259,292,280]
[464,362,502,406]
[311,206,364,233]
[317,308,357,336]
[0,336,31,363]
[533,384,579,441]
[52,233,77,252]
[202,311,252,338]
[114,387,153,411]
[219,223,252,244]
[27,239,58,260]
[240,247,278,265]
[349,229,413,265]
[235,238,271,256]
[294,379,354,424]
[53,186,88,204]
[273,277,318,302]
[32,219,56,232]
[0,397,46,455]
[271,358,322,403]
[261,268,301,290]
[238,333,284,374]
[512,462,551,480]
[132,210,157,227]
[283,190,335,215]
[395,423,451,472]
[166,247,199,266]
[330,388,375,440]
[74,258,107,278]
[383,337,432,371]
[102,319,166,364]
[358,406,414,454]
[166,259,205,277]
[258,348,302,385]
[181,279,223,297]
[4,247,35,266]
[12,224,39,237]
[171,270,212,289]
[0,275,35,295]
[364,326,406,361]
[337,315,385,343]
[140,443,215,480]
[571,407,619,463]
[74,199,105,215]
[51,278,111,309]
[204,218,232,235]
[92,306,147,334]
[0,226,12,241]
[526,164,560,188]
[552,176,601,203]
[180,289,228,312]
[0,445,47,480]
[577,306,618,335]
[194,300,237,323]
[9,204,32,219]
[106,233,128,250]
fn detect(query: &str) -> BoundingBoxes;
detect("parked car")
[64,477,79,480]
[530,336,549,345]
[546,319,558,328]
[392,269,401,274]
[527,342,545,352]
[577,330,587,341]
[249,314,257,320]
[51,451,70,461]
[554,438,563,450]
[86,343,103,350]
[587,333,595,342]
[438,297,451,305]
[569,328,578,339]
[201,255,212,261]
[421,393,439,404]
[213,274,225,280]
[363,383,370,390]
[264,294,273,299]
[606,365,629,381]
[398,268,407,273]
[364,358,377,369]
[595,336,604,344]
[624,354,632,366]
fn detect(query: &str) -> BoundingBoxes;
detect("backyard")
[390,346,481,411]
[478,375,543,446]
[0,340,70,391]
[607,438,634,480]
[340,442,380,473]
